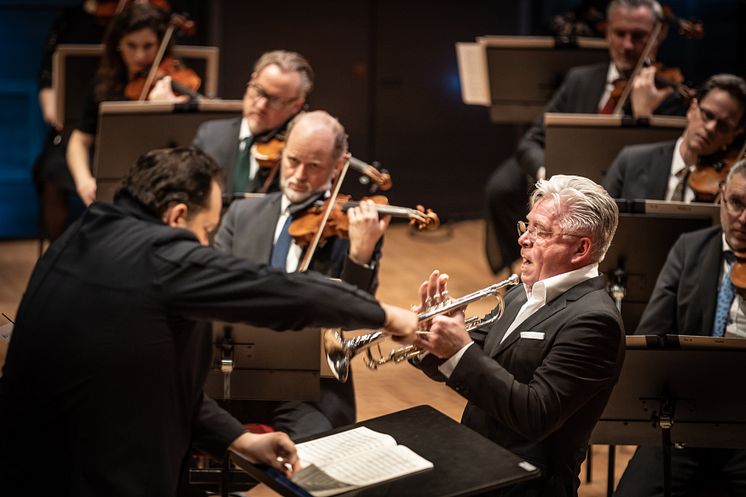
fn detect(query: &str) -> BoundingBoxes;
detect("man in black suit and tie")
[613,160,746,496]
[212,110,389,438]
[415,175,625,497]
[485,0,687,275]
[193,50,311,195]
[603,73,746,201]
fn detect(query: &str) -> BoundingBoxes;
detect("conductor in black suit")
[614,160,746,496]
[485,0,687,275]
[193,50,311,194]
[603,74,746,201]
[0,147,417,496]
[415,175,625,497]
[212,110,389,438]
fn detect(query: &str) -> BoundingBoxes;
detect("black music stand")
[591,336,746,497]
[544,113,686,183]
[231,405,541,497]
[92,100,242,202]
[601,200,718,333]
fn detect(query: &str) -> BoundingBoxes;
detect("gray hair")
[286,110,349,163]
[607,0,663,23]
[530,175,619,262]
[252,50,314,99]
[726,160,746,184]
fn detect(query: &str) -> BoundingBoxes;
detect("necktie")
[599,79,623,114]
[670,167,690,201]
[712,253,735,337]
[270,214,293,269]
[233,136,253,193]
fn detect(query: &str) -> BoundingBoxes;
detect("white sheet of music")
[292,427,433,497]
[455,42,490,105]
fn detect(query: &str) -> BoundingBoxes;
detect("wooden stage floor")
[0,220,634,496]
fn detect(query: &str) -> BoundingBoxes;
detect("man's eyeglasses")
[247,83,299,110]
[722,192,746,217]
[516,220,583,241]
[697,103,738,135]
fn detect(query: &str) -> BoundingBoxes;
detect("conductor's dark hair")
[117,147,224,218]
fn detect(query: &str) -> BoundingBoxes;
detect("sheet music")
[297,426,396,468]
[292,427,433,497]
[455,42,490,105]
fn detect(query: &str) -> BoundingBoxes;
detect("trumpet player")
[413,175,625,497]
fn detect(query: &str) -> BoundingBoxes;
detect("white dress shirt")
[720,236,746,337]
[597,63,622,112]
[273,195,303,272]
[665,137,695,202]
[438,263,600,378]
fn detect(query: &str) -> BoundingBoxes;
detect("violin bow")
[613,20,663,115]
[296,155,351,273]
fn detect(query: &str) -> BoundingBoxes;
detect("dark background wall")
[1,0,744,237]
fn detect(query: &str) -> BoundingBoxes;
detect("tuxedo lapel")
[494,276,607,357]
[484,287,526,356]
[700,232,724,331]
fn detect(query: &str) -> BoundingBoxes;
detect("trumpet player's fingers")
[380,303,417,344]
[422,314,470,359]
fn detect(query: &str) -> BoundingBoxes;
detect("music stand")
[601,200,718,333]
[203,323,321,402]
[231,405,541,497]
[456,36,608,123]
[53,44,220,126]
[544,113,686,183]
[92,99,242,202]
[591,335,746,497]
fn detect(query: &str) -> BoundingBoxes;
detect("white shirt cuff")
[437,341,474,378]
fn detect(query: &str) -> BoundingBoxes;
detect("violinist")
[615,159,746,497]
[212,110,389,438]
[604,74,746,201]
[193,50,311,195]
[485,0,688,275]
[66,3,188,207]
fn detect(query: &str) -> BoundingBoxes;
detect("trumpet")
[324,274,519,382]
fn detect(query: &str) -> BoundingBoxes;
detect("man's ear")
[162,203,189,228]
[571,236,593,264]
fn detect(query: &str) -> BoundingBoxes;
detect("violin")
[688,139,746,202]
[609,62,696,106]
[124,56,201,100]
[124,12,201,101]
[288,194,439,246]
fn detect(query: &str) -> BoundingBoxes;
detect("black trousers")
[614,446,746,497]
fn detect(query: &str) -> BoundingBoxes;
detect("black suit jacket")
[516,63,687,178]
[602,140,676,200]
[0,193,385,496]
[636,225,722,336]
[213,192,381,427]
[192,117,280,194]
[419,275,625,497]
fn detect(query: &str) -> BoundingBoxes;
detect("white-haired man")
[415,175,625,497]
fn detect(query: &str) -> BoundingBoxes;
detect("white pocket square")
[520,331,545,340]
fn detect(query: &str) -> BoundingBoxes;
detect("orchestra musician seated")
[603,73,746,202]
[213,110,389,439]
[193,50,311,196]
[614,159,746,497]
[414,175,625,497]
[66,3,189,208]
